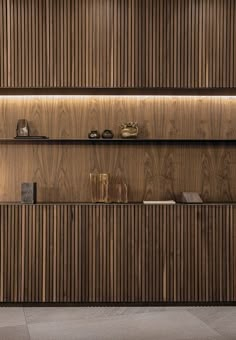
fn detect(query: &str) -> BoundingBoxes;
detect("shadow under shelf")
[0,138,236,145]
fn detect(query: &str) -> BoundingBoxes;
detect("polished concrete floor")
[0,306,235,340]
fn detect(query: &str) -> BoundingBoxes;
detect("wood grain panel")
[1,96,236,202]
[0,0,236,88]
[0,203,235,303]
[1,141,236,203]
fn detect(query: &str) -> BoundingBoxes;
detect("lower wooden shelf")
[0,204,236,303]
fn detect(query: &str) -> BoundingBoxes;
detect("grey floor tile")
[24,306,165,325]
[0,325,30,340]
[0,308,26,328]
[28,310,220,340]
[188,307,236,339]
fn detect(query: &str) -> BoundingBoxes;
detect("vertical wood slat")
[0,203,235,303]
[0,0,236,88]
[233,206,236,301]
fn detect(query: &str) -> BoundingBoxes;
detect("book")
[179,192,203,203]
[143,200,176,204]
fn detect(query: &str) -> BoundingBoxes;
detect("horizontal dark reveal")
[1,138,236,144]
[0,88,236,96]
[0,203,235,206]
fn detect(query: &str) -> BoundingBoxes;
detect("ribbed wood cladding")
[0,204,235,303]
[0,0,236,88]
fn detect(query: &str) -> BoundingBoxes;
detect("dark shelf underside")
[0,87,236,96]
[0,138,236,145]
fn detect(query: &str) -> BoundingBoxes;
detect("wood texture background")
[0,203,235,303]
[1,96,236,202]
[0,0,236,88]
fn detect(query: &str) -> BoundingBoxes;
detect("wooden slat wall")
[0,203,235,303]
[0,0,236,88]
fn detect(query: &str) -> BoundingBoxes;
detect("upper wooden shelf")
[1,138,236,145]
[0,88,236,96]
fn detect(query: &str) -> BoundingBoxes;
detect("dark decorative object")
[21,183,37,204]
[102,129,114,139]
[180,192,203,203]
[120,121,138,138]
[16,119,30,137]
[88,130,100,139]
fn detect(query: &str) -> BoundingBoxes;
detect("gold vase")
[90,173,110,203]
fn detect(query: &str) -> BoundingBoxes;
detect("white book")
[143,200,176,204]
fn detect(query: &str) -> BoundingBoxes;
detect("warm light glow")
[0,95,235,99]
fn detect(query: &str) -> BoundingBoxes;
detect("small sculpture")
[102,129,114,139]
[88,130,100,139]
[16,119,30,137]
[120,122,138,138]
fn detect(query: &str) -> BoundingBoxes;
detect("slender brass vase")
[114,182,128,203]
[90,173,109,203]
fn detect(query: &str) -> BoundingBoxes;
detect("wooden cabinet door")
[83,204,236,303]
[0,204,236,303]
[1,0,236,89]
[139,0,236,88]
[0,205,84,303]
